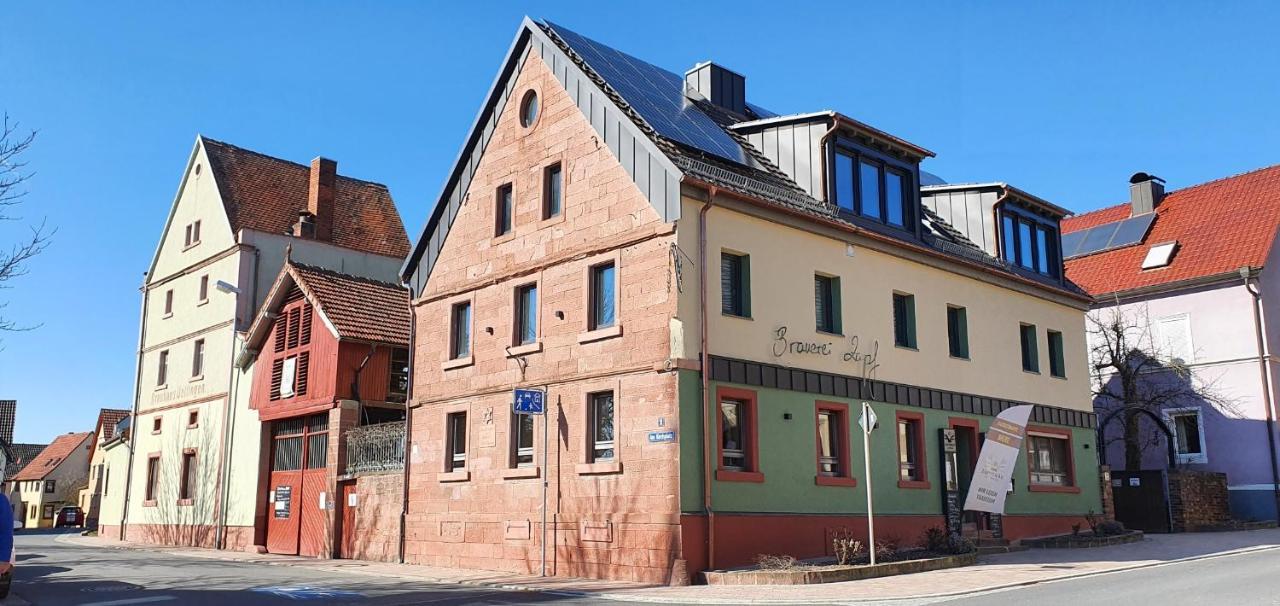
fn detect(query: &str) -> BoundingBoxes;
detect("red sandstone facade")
[405,53,683,583]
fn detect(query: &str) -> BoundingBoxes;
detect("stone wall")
[1168,470,1231,532]
[343,472,403,562]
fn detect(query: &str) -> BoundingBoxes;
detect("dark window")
[157,350,169,386]
[1000,211,1060,278]
[199,275,209,302]
[1021,324,1040,373]
[1172,411,1203,456]
[589,262,616,330]
[1047,330,1066,378]
[516,284,538,345]
[446,412,467,471]
[164,290,174,315]
[834,152,855,212]
[179,451,196,500]
[192,339,204,377]
[188,410,199,427]
[1018,221,1034,270]
[1028,434,1071,486]
[893,293,916,348]
[814,274,840,334]
[152,417,162,433]
[816,409,844,477]
[388,348,409,403]
[1002,215,1017,263]
[1036,225,1052,274]
[44,480,55,494]
[590,391,615,461]
[192,220,201,244]
[43,504,54,519]
[543,163,562,219]
[145,456,159,501]
[720,399,748,470]
[721,252,750,317]
[859,160,881,220]
[520,90,539,128]
[450,301,471,359]
[885,169,907,227]
[495,183,513,236]
[897,417,922,481]
[513,412,534,468]
[305,432,327,469]
[947,305,969,359]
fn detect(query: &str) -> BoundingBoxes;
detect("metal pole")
[863,402,876,566]
[541,388,549,577]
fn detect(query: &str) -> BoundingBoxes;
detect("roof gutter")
[1086,269,1259,303]
[684,176,1092,307]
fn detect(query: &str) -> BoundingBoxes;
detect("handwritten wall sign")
[770,326,883,379]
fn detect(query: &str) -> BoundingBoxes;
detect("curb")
[53,534,1280,605]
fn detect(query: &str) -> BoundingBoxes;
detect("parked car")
[54,505,83,528]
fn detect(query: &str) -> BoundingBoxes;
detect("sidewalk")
[64,528,1280,604]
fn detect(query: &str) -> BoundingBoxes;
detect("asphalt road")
[8,530,629,606]
[936,546,1280,606]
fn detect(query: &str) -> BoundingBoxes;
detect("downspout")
[216,245,257,550]
[1243,267,1280,518]
[398,287,416,564]
[699,190,717,570]
[816,118,840,205]
[119,276,151,541]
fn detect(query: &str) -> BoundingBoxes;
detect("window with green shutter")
[947,305,968,359]
[721,252,750,318]
[1047,330,1065,378]
[815,274,841,334]
[1020,323,1039,373]
[893,293,916,349]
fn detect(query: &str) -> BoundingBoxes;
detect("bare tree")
[1089,302,1237,470]
[0,113,51,332]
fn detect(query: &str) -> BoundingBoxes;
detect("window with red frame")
[270,291,313,400]
[815,402,854,486]
[896,411,929,488]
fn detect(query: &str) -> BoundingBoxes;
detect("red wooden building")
[238,261,411,560]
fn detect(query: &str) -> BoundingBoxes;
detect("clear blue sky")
[2,1,1278,443]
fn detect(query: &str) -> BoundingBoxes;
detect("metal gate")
[1110,469,1170,533]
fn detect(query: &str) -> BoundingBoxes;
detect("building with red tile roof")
[1064,167,1280,523]
[13,432,92,529]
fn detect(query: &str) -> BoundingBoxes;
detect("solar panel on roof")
[1064,213,1157,259]
[546,21,750,165]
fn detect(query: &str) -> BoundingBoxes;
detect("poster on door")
[274,485,292,519]
[963,405,1034,514]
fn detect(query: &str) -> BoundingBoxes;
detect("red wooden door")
[265,414,330,556]
[338,482,357,559]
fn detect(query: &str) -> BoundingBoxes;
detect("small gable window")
[1142,241,1178,270]
[831,146,914,231]
[519,90,539,128]
[184,220,202,248]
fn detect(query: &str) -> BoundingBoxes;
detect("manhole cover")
[82,584,144,593]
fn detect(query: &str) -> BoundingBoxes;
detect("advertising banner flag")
[963,405,1034,514]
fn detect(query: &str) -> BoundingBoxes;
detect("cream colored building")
[77,409,129,528]
[103,136,409,549]
[14,432,92,529]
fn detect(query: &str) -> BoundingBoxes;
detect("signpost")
[513,388,548,576]
[858,402,879,566]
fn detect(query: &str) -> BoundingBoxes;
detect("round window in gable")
[519,90,539,128]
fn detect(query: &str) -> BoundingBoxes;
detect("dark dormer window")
[1000,208,1060,278]
[831,145,914,231]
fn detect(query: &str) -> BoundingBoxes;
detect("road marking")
[78,597,177,606]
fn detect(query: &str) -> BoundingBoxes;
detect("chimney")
[684,62,746,115]
[0,400,13,445]
[307,157,336,241]
[294,211,317,239]
[1129,172,1165,216]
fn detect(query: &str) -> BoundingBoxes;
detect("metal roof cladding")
[544,21,760,165]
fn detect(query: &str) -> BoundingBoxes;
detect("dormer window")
[1000,208,1060,278]
[832,148,913,230]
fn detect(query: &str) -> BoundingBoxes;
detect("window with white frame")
[1158,314,1194,365]
[1166,407,1207,464]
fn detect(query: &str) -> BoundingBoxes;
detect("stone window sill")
[716,469,765,483]
[189,374,204,383]
[442,356,474,371]
[575,461,622,475]
[176,498,194,507]
[578,325,623,344]
[438,470,471,483]
[197,298,209,307]
[898,479,932,490]
[507,342,542,356]
[1028,483,1081,494]
[142,500,157,508]
[503,467,540,480]
[815,475,857,487]
[162,312,173,320]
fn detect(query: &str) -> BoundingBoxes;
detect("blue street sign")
[648,430,676,444]
[514,388,545,415]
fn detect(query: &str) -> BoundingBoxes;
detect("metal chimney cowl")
[1129,172,1166,216]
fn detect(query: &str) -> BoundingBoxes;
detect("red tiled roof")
[1063,164,1280,296]
[292,263,411,346]
[97,409,130,441]
[12,432,92,482]
[201,137,411,259]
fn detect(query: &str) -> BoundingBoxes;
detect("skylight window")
[1142,241,1178,269]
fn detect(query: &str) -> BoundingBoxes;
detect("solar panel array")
[1062,213,1156,259]
[546,21,750,165]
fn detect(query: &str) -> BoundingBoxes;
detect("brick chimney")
[307,157,337,241]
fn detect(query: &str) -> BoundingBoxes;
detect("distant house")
[1064,167,1280,520]
[13,432,93,529]
[78,409,131,529]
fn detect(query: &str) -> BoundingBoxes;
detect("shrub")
[946,535,977,554]
[830,527,863,566]
[922,526,949,553]
[1097,520,1126,536]
[755,554,798,570]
